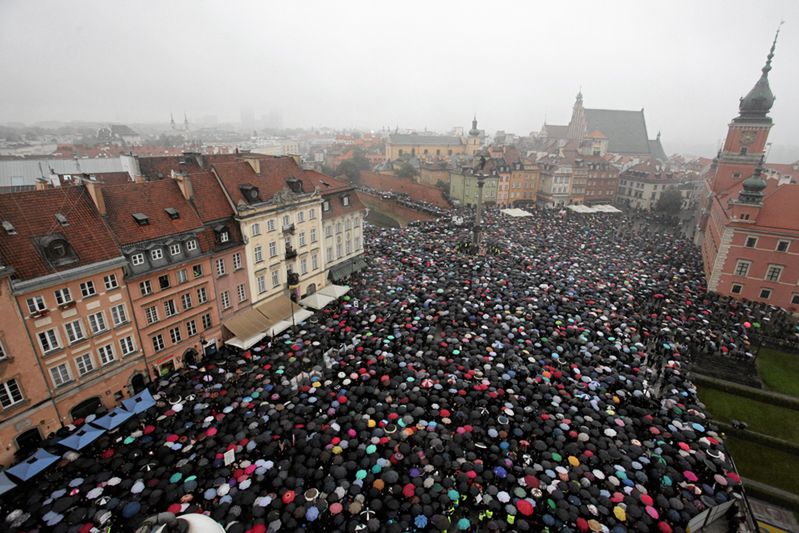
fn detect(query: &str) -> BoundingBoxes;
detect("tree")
[396,162,417,179]
[336,159,362,181]
[655,188,683,214]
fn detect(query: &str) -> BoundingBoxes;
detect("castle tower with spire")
[467,114,481,155]
[709,26,780,194]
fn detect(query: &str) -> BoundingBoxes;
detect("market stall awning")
[255,295,294,322]
[90,407,134,431]
[500,208,533,217]
[319,284,351,298]
[6,449,60,481]
[224,332,268,351]
[222,307,273,340]
[57,425,106,451]
[328,261,354,282]
[291,308,314,324]
[120,389,155,415]
[0,471,16,495]
[299,292,336,310]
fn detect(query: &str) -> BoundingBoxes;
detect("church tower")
[567,91,587,141]
[710,27,780,194]
[467,115,481,155]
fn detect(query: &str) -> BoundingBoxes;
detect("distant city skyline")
[1,0,798,160]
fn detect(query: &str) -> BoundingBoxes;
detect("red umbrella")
[516,499,534,516]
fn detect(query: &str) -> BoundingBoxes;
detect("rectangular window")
[735,260,751,277]
[777,240,789,252]
[202,313,212,330]
[254,246,264,263]
[271,270,280,288]
[152,334,165,352]
[181,293,192,310]
[140,280,152,296]
[50,363,71,387]
[251,223,261,236]
[111,304,127,326]
[187,320,197,337]
[192,265,202,278]
[221,291,230,309]
[312,254,319,270]
[237,284,246,302]
[145,306,159,324]
[64,319,85,344]
[299,232,306,246]
[219,231,229,243]
[169,326,182,344]
[323,200,330,212]
[197,287,208,303]
[104,274,118,290]
[38,329,60,353]
[88,312,107,334]
[346,239,352,255]
[267,219,275,232]
[760,288,772,299]
[745,236,757,248]
[310,228,317,243]
[297,211,304,223]
[257,275,266,294]
[132,253,145,266]
[0,379,23,408]
[158,274,170,289]
[27,296,46,313]
[151,249,164,261]
[309,208,316,220]
[792,294,799,305]
[766,265,782,282]
[300,258,308,275]
[186,239,198,251]
[233,253,242,270]
[216,258,226,276]
[120,336,136,356]
[268,242,277,257]
[325,225,333,238]
[170,243,181,256]
[326,247,333,263]
[336,242,342,258]
[80,281,96,297]
[731,283,743,294]
[164,299,177,317]
[282,215,290,227]
[76,353,94,375]
[54,288,72,306]
[177,269,188,284]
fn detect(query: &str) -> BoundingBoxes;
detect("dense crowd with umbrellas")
[1,208,795,532]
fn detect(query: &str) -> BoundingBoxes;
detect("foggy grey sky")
[1,0,798,157]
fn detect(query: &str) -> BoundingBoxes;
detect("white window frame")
[76,353,94,376]
[734,260,751,277]
[131,253,145,266]
[267,219,275,232]
[38,329,60,353]
[54,288,72,306]
[237,284,246,302]
[120,336,136,356]
[140,280,152,296]
[312,254,319,270]
[297,211,304,223]
[81,280,96,298]
[151,249,164,261]
[181,293,192,310]
[152,334,165,352]
[219,231,230,243]
[299,232,306,246]
[145,306,159,324]
[254,246,263,263]
[271,270,280,288]
[233,253,242,270]
[251,223,261,236]
[104,274,118,290]
[170,244,181,256]
[50,363,71,387]
[221,291,230,310]
[257,275,266,294]
[88,312,107,334]
[310,228,317,243]
[197,287,208,303]
[300,258,308,275]
[177,269,188,284]
[164,299,177,317]
[202,313,212,330]
[0,379,23,408]
[111,304,127,326]
[64,319,85,344]
[216,258,226,276]
[268,241,277,257]
[759,288,772,300]
[187,320,197,337]
[186,240,198,251]
[169,326,181,344]
[309,208,316,220]
[765,264,783,282]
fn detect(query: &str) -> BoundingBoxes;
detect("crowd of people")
[2,208,796,533]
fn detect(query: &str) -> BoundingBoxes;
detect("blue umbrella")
[91,408,134,430]
[0,471,17,495]
[6,449,60,481]
[57,425,106,451]
[120,389,155,415]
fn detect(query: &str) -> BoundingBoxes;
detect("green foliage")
[655,188,683,213]
[397,162,417,179]
[697,386,799,443]
[720,437,799,495]
[758,348,799,397]
[336,159,362,181]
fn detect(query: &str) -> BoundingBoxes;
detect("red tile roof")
[210,155,306,205]
[756,183,799,231]
[102,180,205,246]
[0,187,121,281]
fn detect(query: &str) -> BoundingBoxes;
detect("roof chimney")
[82,177,106,216]
[245,158,261,175]
[171,170,194,201]
[35,178,50,191]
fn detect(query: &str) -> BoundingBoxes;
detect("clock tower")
[710,27,780,194]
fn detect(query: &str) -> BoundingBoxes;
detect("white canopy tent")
[319,284,351,298]
[299,292,336,310]
[500,208,533,218]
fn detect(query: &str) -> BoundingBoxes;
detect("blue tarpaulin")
[0,471,17,495]
[6,449,60,481]
[57,425,106,451]
[120,389,155,415]
[90,408,134,430]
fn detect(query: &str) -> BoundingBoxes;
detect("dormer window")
[322,200,330,212]
[342,195,350,207]
[286,178,303,193]
[151,248,163,261]
[214,225,230,244]
[55,213,69,226]
[165,207,180,220]
[132,213,149,226]
[37,234,79,267]
[240,184,260,203]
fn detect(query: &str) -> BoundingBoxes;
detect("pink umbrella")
[683,470,698,482]
[646,505,659,519]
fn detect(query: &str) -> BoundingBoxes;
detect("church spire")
[469,114,480,137]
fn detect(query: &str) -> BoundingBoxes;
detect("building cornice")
[12,257,128,295]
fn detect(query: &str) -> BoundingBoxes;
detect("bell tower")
[710,26,781,194]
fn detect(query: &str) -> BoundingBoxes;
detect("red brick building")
[699,31,799,312]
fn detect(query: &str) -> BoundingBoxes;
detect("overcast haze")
[1,0,798,158]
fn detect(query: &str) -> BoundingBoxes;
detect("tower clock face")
[740,130,755,145]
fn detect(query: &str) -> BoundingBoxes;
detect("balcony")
[282,223,295,235]
[285,247,298,260]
